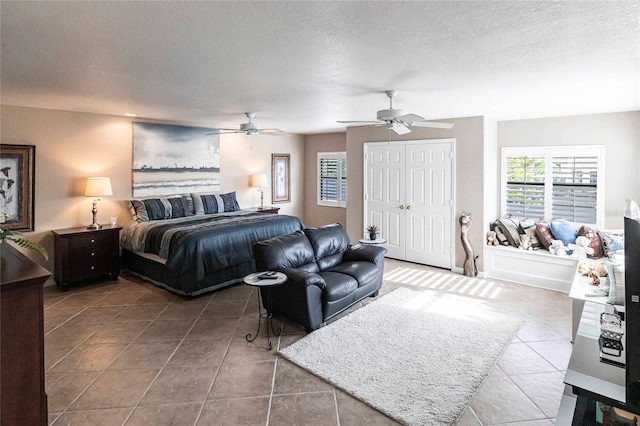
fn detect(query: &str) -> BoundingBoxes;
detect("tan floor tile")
[49,342,128,373]
[201,298,248,317]
[65,306,127,325]
[167,338,230,367]
[269,391,338,426]
[71,368,160,410]
[134,290,178,305]
[139,365,217,405]
[44,307,85,328]
[198,397,269,426]
[45,371,100,413]
[91,291,146,306]
[510,371,566,417]
[225,338,279,363]
[46,345,73,371]
[526,340,573,371]
[517,320,566,342]
[52,407,133,425]
[45,323,103,350]
[470,376,546,424]
[48,412,61,425]
[49,293,107,309]
[335,390,400,425]
[211,283,253,301]
[84,321,151,345]
[110,340,181,370]
[187,316,239,339]
[273,358,333,394]
[157,301,208,319]
[125,402,202,425]
[114,304,168,321]
[456,406,482,426]
[498,343,557,376]
[136,319,196,341]
[210,360,275,399]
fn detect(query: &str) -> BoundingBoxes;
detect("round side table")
[243,271,287,350]
[358,237,387,245]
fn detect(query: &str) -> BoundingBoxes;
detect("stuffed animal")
[548,239,569,256]
[486,231,499,246]
[518,234,533,250]
[568,236,595,259]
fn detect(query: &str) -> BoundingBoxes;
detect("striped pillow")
[191,192,240,215]
[129,195,193,222]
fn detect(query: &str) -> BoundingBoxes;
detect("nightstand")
[52,225,122,290]
[246,206,280,214]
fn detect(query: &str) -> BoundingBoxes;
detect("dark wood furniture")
[1,244,50,426]
[52,225,122,289]
[246,206,280,214]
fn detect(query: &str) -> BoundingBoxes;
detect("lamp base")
[87,223,102,230]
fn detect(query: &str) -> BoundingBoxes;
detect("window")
[502,146,604,225]
[317,152,347,207]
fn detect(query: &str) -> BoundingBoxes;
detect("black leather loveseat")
[253,223,387,332]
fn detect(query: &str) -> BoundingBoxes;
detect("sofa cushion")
[253,231,319,272]
[304,223,350,271]
[492,218,521,247]
[551,218,577,246]
[328,261,379,287]
[320,271,358,302]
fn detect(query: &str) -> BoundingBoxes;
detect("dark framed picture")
[272,154,290,203]
[0,144,36,231]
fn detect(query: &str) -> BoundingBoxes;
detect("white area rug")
[279,287,523,426]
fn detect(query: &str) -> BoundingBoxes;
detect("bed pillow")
[599,231,625,257]
[191,193,224,215]
[535,220,555,249]
[168,196,194,219]
[578,225,603,258]
[492,217,522,247]
[220,191,240,212]
[129,195,193,221]
[550,218,577,246]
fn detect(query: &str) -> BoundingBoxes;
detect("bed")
[120,196,305,296]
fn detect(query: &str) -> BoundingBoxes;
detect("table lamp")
[249,174,268,210]
[85,177,113,229]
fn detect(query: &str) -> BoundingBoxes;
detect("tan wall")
[498,111,640,229]
[0,105,305,274]
[345,117,486,272]
[302,133,347,228]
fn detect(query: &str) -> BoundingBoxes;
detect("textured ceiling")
[1,1,638,134]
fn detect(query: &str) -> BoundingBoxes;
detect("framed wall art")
[272,154,290,203]
[132,122,220,197]
[0,144,35,231]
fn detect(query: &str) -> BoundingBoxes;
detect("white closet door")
[405,142,453,267]
[367,144,405,260]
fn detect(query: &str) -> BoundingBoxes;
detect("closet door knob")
[406,205,412,210]
[398,204,404,209]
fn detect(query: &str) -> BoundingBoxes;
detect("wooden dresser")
[1,244,50,425]
[52,226,122,290]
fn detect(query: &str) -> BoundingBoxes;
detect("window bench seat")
[484,245,580,293]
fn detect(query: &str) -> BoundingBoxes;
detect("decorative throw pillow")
[191,193,224,215]
[550,218,577,246]
[535,220,555,249]
[494,217,522,247]
[220,191,240,212]
[129,199,150,222]
[168,195,193,219]
[578,225,603,258]
[142,198,171,220]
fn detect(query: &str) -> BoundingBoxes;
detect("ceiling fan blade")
[391,124,411,135]
[262,129,290,137]
[410,121,454,129]
[206,130,242,135]
[396,113,425,123]
[337,120,383,125]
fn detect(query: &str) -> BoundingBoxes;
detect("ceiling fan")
[337,90,454,135]
[207,112,289,137]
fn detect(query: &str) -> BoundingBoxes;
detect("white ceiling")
[1,1,639,135]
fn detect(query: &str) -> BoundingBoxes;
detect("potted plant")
[365,224,379,241]
[0,214,48,260]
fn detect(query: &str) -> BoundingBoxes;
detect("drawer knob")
[91,239,95,243]
[91,252,95,257]
[90,266,95,270]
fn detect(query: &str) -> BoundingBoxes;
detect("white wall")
[0,105,305,274]
[498,111,640,229]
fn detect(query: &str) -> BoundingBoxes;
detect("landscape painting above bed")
[132,122,221,197]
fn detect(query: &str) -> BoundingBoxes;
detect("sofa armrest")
[280,268,326,290]
[343,244,387,265]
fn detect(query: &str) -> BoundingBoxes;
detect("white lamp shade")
[85,177,113,197]
[249,174,268,188]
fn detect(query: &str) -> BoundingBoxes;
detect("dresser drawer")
[67,259,113,282]
[67,233,114,250]
[69,246,113,263]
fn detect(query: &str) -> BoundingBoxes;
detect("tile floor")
[44,259,572,425]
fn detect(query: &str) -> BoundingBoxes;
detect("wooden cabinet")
[52,226,122,289]
[246,206,280,214]
[1,244,50,425]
